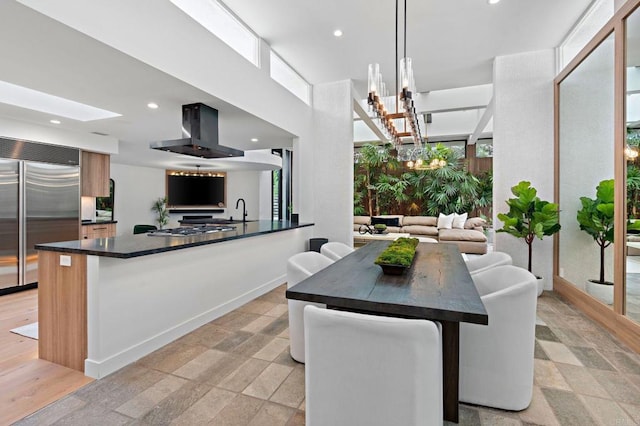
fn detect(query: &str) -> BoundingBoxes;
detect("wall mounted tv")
[166,170,226,208]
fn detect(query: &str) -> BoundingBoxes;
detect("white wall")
[226,170,262,222]
[110,163,165,235]
[493,50,556,288]
[110,163,263,234]
[309,81,354,245]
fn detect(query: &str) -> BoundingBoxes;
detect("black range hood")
[150,103,244,158]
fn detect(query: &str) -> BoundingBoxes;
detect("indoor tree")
[577,179,640,285]
[374,172,410,214]
[497,181,560,274]
[405,144,480,215]
[353,143,399,216]
[473,170,493,222]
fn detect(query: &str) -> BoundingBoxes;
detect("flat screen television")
[166,171,226,207]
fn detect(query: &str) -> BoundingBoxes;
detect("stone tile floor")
[16,285,640,425]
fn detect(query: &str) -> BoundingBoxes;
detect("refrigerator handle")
[18,161,25,287]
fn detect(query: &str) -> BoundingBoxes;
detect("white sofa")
[354,214,488,254]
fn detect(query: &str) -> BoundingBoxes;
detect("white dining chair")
[286,251,334,363]
[304,305,443,426]
[320,241,355,261]
[465,251,512,275]
[459,265,538,411]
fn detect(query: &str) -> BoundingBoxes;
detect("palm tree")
[406,146,480,215]
[354,143,398,216]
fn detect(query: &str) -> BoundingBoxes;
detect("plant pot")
[536,276,544,297]
[585,279,614,305]
[378,263,409,275]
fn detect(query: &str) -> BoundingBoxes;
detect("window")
[170,0,259,66]
[476,139,493,158]
[270,51,311,104]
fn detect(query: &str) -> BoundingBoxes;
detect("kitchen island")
[36,220,313,378]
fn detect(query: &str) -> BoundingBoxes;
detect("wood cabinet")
[81,151,110,197]
[81,223,116,239]
[38,251,87,372]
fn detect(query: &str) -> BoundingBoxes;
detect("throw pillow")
[464,217,487,229]
[372,216,400,227]
[437,213,454,229]
[452,213,468,229]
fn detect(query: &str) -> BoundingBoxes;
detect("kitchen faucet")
[235,198,247,223]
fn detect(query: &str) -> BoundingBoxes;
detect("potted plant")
[497,181,561,295]
[373,223,387,234]
[152,197,169,230]
[576,179,640,304]
[375,237,419,274]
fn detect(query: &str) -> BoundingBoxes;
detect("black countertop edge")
[81,220,118,225]
[36,221,313,259]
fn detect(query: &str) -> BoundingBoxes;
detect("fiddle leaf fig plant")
[497,181,561,274]
[577,179,640,285]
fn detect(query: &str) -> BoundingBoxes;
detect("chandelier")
[367,0,423,150]
[397,145,448,170]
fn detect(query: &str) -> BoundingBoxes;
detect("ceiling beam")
[353,95,388,143]
[467,96,493,145]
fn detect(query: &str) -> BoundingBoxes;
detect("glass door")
[626,6,640,323]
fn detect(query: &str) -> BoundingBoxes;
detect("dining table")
[285,240,488,423]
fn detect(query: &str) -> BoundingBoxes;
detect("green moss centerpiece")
[375,237,419,275]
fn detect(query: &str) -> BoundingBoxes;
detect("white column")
[307,80,354,246]
[493,50,555,288]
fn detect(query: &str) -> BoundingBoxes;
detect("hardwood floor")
[0,289,92,425]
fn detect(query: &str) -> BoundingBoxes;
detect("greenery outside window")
[476,139,493,158]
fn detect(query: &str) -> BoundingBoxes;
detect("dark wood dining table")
[286,240,488,423]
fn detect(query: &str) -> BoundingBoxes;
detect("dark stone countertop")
[81,220,118,225]
[36,220,312,259]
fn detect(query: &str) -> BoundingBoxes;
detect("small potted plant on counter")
[497,181,561,296]
[152,197,169,230]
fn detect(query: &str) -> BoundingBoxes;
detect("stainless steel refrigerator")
[0,139,79,292]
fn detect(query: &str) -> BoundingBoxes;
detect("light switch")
[60,255,71,267]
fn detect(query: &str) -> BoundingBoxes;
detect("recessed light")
[147,102,159,109]
[488,0,500,4]
[333,29,343,37]
[251,138,259,142]
[50,119,61,124]
[0,80,120,122]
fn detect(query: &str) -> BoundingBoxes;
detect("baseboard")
[0,282,37,296]
[84,274,285,379]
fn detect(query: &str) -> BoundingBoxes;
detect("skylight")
[270,51,311,105]
[0,80,121,122]
[170,0,259,66]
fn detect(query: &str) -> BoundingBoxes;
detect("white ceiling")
[0,0,595,170]
[224,0,595,95]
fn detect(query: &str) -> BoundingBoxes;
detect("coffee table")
[352,231,410,245]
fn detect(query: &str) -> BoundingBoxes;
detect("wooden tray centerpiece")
[374,237,419,275]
